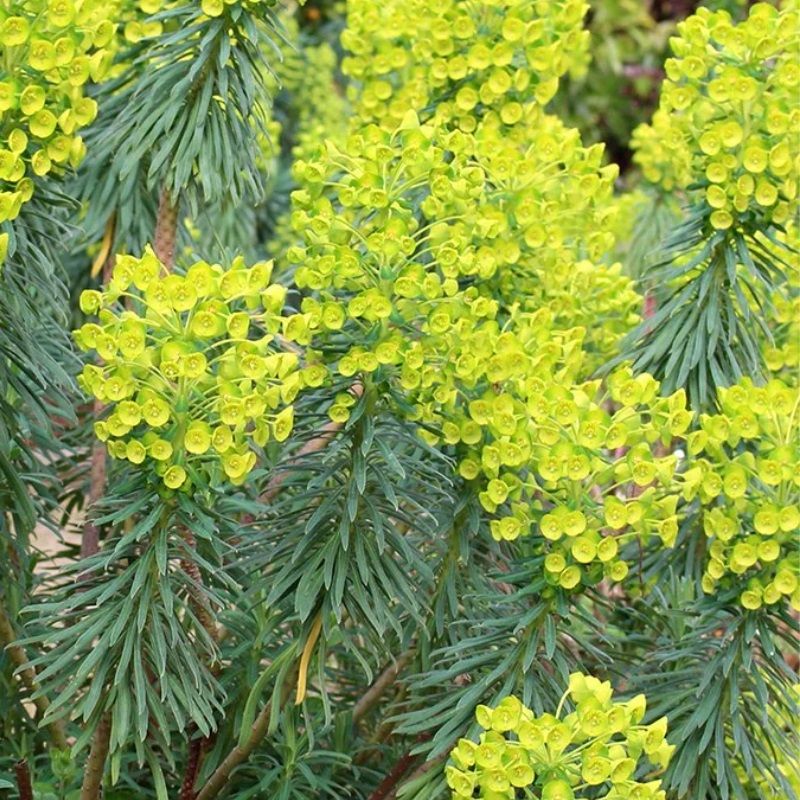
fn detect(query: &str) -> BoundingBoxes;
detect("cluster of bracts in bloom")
[446,674,673,800]
[0,0,284,229]
[633,2,800,232]
[71,0,799,623]
[6,0,798,794]
[0,0,108,223]
[77,248,800,614]
[76,250,312,489]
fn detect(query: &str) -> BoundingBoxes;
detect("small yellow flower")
[163,464,187,489]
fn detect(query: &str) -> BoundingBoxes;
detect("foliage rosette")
[446,673,673,800]
[0,0,116,222]
[75,247,321,490]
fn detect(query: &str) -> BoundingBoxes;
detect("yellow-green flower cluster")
[75,248,322,490]
[766,290,800,379]
[124,0,281,19]
[632,3,800,231]
[0,0,115,221]
[341,0,589,130]
[427,105,634,354]
[120,0,163,44]
[285,109,634,369]
[682,377,800,611]
[449,366,689,591]
[279,85,672,588]
[446,673,673,800]
[281,103,655,593]
[763,223,800,380]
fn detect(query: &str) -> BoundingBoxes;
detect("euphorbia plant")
[0,1,797,800]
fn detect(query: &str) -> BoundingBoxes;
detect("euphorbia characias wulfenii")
[75,248,321,489]
[686,377,800,611]
[632,3,799,232]
[0,0,113,222]
[342,0,590,128]
[447,673,673,800]
[2,0,799,798]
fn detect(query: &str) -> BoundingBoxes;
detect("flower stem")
[14,759,33,800]
[352,648,415,725]
[0,602,68,750]
[154,187,179,270]
[79,715,111,800]
[194,667,297,800]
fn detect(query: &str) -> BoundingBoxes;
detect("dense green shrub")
[1,1,797,799]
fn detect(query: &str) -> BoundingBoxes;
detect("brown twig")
[384,750,447,800]
[352,649,415,725]
[81,252,114,561]
[14,759,34,800]
[81,419,107,559]
[366,734,436,800]
[179,525,222,646]
[154,185,223,792]
[154,187,179,269]
[180,734,205,800]
[0,602,68,750]
[367,749,420,800]
[194,669,296,800]
[79,715,110,800]
[173,524,223,797]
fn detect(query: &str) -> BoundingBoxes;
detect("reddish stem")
[14,759,34,800]
[154,188,179,270]
[180,735,204,800]
[367,734,432,800]
[179,525,221,645]
[368,750,419,800]
[80,715,110,800]
[384,749,447,800]
[81,253,114,560]
[81,409,107,559]
[352,649,415,725]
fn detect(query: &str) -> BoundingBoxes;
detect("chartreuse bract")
[621,2,800,406]
[342,0,590,128]
[447,674,673,800]
[75,249,324,491]
[0,0,798,799]
[0,0,114,222]
[633,3,799,232]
